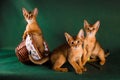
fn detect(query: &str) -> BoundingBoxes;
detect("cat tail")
[29,55,49,65]
[105,49,110,57]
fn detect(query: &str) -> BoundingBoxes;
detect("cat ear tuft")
[33,8,38,16]
[84,20,89,28]
[22,8,28,15]
[64,32,72,42]
[94,20,100,30]
[77,29,84,39]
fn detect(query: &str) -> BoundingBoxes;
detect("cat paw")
[100,61,105,65]
[76,69,82,74]
[82,62,86,66]
[59,68,68,72]
[53,68,68,72]
[22,35,26,40]
[82,67,87,72]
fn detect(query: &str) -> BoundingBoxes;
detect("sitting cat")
[22,8,49,65]
[82,20,109,66]
[50,29,86,74]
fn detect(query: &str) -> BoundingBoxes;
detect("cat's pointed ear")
[77,29,84,39]
[94,20,100,31]
[33,8,38,16]
[64,32,72,42]
[84,20,89,28]
[22,8,28,15]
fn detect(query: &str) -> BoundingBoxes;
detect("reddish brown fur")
[82,20,109,66]
[22,8,49,64]
[50,29,86,74]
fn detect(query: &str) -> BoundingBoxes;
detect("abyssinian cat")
[22,8,49,64]
[82,20,109,66]
[50,29,86,74]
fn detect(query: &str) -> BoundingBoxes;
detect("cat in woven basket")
[22,8,49,65]
[50,29,86,74]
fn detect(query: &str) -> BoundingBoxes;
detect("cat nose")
[28,16,31,19]
[75,46,77,48]
[75,44,78,47]
[89,30,92,33]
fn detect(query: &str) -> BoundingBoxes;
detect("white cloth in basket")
[25,35,41,60]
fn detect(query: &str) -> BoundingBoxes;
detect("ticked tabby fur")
[82,20,109,66]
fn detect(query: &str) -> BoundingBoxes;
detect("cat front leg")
[68,59,82,74]
[78,58,87,72]
[83,50,91,66]
[82,48,88,66]
[22,31,27,40]
[52,55,68,72]
[98,49,106,65]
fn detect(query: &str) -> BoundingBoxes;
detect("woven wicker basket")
[15,40,31,64]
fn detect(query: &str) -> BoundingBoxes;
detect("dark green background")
[0,0,120,80]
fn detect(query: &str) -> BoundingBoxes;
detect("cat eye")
[92,28,95,30]
[26,15,28,17]
[93,28,95,30]
[71,42,74,44]
[87,28,89,30]
[77,41,79,43]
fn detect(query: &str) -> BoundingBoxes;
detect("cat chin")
[27,19,33,24]
[71,46,79,49]
[87,33,94,36]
